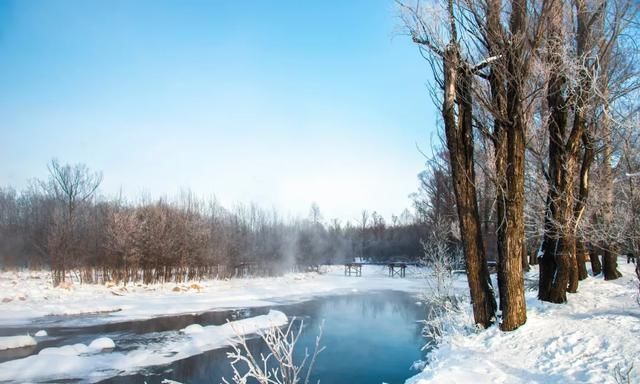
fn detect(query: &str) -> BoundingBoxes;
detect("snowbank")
[39,343,90,356]
[0,265,424,326]
[0,310,288,383]
[0,335,37,350]
[181,323,204,334]
[408,261,640,384]
[88,337,115,351]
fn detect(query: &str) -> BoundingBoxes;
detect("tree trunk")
[539,0,590,302]
[443,45,497,328]
[485,0,527,331]
[522,243,530,272]
[574,130,594,281]
[600,77,621,281]
[589,249,602,276]
[603,250,622,280]
[575,239,588,280]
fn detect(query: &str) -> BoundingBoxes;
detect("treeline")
[0,161,425,285]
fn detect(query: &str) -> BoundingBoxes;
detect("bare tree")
[40,159,102,284]
[399,0,497,328]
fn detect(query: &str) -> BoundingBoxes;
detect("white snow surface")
[0,335,37,350]
[0,265,424,326]
[88,337,115,351]
[407,261,640,384]
[0,310,288,383]
[181,323,204,334]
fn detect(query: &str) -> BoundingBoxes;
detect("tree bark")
[538,51,576,303]
[484,0,527,331]
[600,70,621,281]
[589,249,602,276]
[574,131,595,281]
[539,0,593,302]
[443,45,497,328]
[603,250,622,280]
[575,239,589,280]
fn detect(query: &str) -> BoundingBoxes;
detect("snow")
[3,261,636,383]
[181,323,204,334]
[0,265,424,326]
[407,261,640,384]
[0,310,288,383]
[39,343,90,356]
[0,335,37,350]
[88,337,115,351]
[34,330,47,337]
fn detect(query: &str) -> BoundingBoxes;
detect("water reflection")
[103,291,428,384]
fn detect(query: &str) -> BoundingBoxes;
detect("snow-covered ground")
[408,260,640,384]
[0,310,288,383]
[0,265,424,326]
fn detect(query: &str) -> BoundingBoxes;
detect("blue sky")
[0,0,438,223]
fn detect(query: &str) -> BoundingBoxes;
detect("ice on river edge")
[0,310,288,383]
[0,335,37,350]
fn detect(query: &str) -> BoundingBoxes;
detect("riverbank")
[407,260,640,384]
[0,265,429,326]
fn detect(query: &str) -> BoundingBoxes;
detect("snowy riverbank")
[408,260,640,384]
[0,265,426,326]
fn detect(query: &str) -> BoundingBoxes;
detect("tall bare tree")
[399,0,497,328]
[41,159,102,284]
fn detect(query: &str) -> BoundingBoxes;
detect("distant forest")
[0,160,436,284]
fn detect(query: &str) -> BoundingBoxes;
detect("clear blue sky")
[0,0,438,223]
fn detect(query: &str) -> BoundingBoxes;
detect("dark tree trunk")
[442,45,497,328]
[589,250,602,276]
[522,243,530,272]
[603,250,622,280]
[539,0,593,303]
[484,0,527,331]
[575,239,588,280]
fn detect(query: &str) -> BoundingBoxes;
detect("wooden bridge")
[344,263,363,276]
[343,260,422,278]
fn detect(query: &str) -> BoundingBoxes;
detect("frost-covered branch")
[222,318,325,384]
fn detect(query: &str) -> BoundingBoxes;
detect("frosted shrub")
[419,223,467,349]
[420,220,462,305]
[222,318,325,384]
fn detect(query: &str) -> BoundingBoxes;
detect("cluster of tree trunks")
[403,0,636,330]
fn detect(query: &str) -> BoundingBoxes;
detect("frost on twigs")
[419,220,462,305]
[418,221,473,352]
[613,361,635,384]
[222,318,325,384]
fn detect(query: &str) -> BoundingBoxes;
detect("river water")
[1,290,430,384]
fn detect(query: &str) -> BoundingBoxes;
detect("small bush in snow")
[222,318,324,384]
[416,220,478,357]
